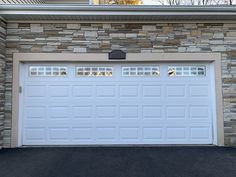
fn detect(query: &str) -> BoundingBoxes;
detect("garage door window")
[29,66,67,77]
[122,66,160,76]
[76,67,113,77]
[168,66,206,77]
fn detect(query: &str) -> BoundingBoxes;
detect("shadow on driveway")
[0,147,236,177]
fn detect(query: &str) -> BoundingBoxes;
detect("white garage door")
[20,62,215,145]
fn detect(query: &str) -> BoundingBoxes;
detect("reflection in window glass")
[29,66,67,77]
[168,66,206,77]
[76,67,113,77]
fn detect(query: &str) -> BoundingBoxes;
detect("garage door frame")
[11,52,223,147]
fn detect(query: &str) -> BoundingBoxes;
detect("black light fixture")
[109,50,126,60]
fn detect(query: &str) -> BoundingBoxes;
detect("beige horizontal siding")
[0,0,45,4]
[46,0,89,4]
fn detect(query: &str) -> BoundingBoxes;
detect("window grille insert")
[29,66,67,77]
[122,66,160,77]
[168,66,206,77]
[76,67,113,77]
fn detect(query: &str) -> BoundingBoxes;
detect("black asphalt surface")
[0,147,236,177]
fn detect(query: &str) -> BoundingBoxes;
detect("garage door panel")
[72,127,93,140]
[142,85,162,97]
[190,126,212,140]
[166,127,187,140]
[24,107,46,119]
[120,127,139,140]
[72,85,92,97]
[164,98,210,105]
[142,105,162,119]
[166,85,186,97]
[166,106,186,119]
[189,106,210,119]
[96,105,116,119]
[142,127,163,140]
[95,127,117,140]
[189,85,210,97]
[48,86,70,97]
[23,120,48,127]
[72,106,93,118]
[72,97,118,102]
[21,63,214,145]
[96,86,116,97]
[119,106,139,119]
[48,107,70,119]
[48,128,70,141]
[119,85,139,97]
[24,128,46,142]
[24,98,48,107]
[26,85,46,97]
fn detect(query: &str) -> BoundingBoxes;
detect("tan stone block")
[190,30,201,37]
[142,25,156,31]
[162,26,173,34]
[67,24,80,29]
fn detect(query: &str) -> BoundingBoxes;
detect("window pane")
[122,66,159,77]
[76,67,113,77]
[29,66,67,77]
[168,66,206,77]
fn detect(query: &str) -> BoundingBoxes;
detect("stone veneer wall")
[0,19,6,148]
[4,23,236,147]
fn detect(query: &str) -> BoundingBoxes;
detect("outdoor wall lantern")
[109,50,126,60]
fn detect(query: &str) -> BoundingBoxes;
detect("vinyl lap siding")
[46,0,89,4]
[0,0,45,4]
[0,0,89,4]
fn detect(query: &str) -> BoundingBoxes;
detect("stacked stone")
[4,22,236,146]
[0,19,6,148]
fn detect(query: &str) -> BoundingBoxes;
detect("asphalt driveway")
[0,147,236,177]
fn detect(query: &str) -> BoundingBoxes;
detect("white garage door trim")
[11,53,224,147]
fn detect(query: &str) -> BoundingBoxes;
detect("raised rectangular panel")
[96,106,116,118]
[120,127,139,140]
[24,128,45,140]
[190,127,210,139]
[142,85,161,97]
[48,107,69,119]
[72,127,92,140]
[167,85,185,97]
[120,106,138,118]
[96,127,116,140]
[189,85,208,97]
[97,86,115,97]
[72,86,92,97]
[119,86,138,97]
[190,106,209,119]
[142,127,162,140]
[49,128,69,140]
[25,107,45,119]
[49,86,69,97]
[166,127,186,140]
[27,86,45,97]
[166,106,185,119]
[72,106,92,118]
[142,106,161,119]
